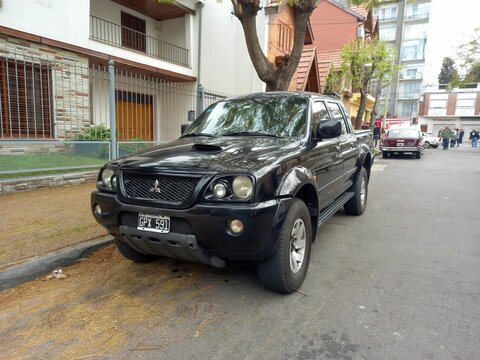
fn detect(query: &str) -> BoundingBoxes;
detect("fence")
[0,45,229,179]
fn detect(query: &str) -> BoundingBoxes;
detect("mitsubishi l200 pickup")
[92,92,374,293]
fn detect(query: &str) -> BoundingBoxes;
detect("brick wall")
[0,36,90,140]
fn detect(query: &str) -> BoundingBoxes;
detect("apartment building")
[373,0,431,120]
[418,85,480,136]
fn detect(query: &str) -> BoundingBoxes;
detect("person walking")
[458,129,465,146]
[451,129,458,148]
[373,125,380,148]
[470,129,479,148]
[441,126,453,150]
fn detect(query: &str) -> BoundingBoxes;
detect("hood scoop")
[192,144,223,153]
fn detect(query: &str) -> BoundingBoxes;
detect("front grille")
[121,173,200,202]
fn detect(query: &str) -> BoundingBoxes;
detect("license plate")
[137,214,170,233]
[397,142,404,146]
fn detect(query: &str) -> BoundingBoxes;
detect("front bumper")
[91,191,292,265]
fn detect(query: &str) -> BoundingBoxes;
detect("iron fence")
[90,16,189,67]
[0,45,229,179]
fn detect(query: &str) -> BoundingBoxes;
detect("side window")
[326,101,349,135]
[311,101,330,135]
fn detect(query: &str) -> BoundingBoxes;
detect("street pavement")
[0,145,479,359]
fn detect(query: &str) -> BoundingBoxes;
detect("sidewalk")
[0,181,111,288]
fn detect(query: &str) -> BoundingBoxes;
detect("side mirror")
[317,119,342,140]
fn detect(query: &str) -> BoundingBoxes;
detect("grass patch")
[0,153,107,179]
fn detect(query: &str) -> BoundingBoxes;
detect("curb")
[0,236,113,292]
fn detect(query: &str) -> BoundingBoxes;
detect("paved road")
[1,146,479,359]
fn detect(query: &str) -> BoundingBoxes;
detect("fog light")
[229,219,243,234]
[94,204,102,216]
[213,182,227,199]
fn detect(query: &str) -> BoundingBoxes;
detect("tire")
[114,239,159,263]
[344,167,368,216]
[424,141,430,148]
[382,151,388,158]
[257,199,312,294]
[416,151,421,159]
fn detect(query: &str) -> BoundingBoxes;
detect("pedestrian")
[451,129,458,148]
[470,129,479,147]
[441,126,452,150]
[373,125,380,148]
[458,129,464,145]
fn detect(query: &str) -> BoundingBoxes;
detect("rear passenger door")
[326,101,357,193]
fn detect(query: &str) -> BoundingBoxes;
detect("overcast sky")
[424,0,479,87]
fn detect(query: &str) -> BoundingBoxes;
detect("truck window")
[326,102,349,135]
[311,101,330,135]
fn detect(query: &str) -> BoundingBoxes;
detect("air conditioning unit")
[357,27,365,39]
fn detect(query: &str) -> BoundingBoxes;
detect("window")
[326,102,348,135]
[456,97,476,116]
[380,25,396,41]
[121,12,146,52]
[429,98,447,116]
[311,101,330,135]
[404,23,427,40]
[374,5,397,21]
[401,40,426,61]
[278,21,293,53]
[0,58,52,139]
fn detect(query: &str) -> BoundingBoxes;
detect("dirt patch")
[0,182,107,268]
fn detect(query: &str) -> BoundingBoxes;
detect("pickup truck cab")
[92,92,374,293]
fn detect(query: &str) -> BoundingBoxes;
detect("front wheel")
[344,167,368,216]
[424,141,431,148]
[257,199,312,294]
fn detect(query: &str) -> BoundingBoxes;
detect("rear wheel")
[344,167,368,216]
[114,239,159,263]
[416,151,421,159]
[257,199,312,294]
[382,151,388,158]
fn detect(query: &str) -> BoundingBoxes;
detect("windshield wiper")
[223,131,281,138]
[181,132,217,138]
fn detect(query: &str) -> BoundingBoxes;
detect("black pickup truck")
[91,92,374,293]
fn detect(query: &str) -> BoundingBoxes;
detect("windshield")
[387,129,419,138]
[183,96,308,138]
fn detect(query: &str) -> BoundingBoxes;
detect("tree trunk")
[232,0,317,91]
[356,88,367,130]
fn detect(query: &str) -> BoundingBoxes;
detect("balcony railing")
[405,12,429,21]
[90,16,189,67]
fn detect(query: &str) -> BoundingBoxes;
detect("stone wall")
[0,142,71,155]
[0,36,90,141]
[0,171,98,195]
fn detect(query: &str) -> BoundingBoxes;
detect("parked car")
[421,132,439,148]
[91,92,375,294]
[381,127,424,159]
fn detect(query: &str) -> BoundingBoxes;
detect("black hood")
[116,137,302,174]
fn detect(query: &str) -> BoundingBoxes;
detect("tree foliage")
[464,61,480,83]
[457,27,480,68]
[438,57,459,85]
[341,39,396,129]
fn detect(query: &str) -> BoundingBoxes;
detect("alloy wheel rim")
[290,218,306,273]
[360,176,366,208]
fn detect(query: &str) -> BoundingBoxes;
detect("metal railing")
[405,12,429,21]
[0,45,229,179]
[90,16,189,67]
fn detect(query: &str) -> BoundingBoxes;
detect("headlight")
[204,175,254,201]
[232,176,253,200]
[100,168,117,191]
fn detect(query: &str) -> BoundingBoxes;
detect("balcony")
[89,16,189,67]
[398,92,421,100]
[405,12,429,21]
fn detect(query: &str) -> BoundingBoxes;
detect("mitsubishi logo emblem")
[149,179,161,193]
